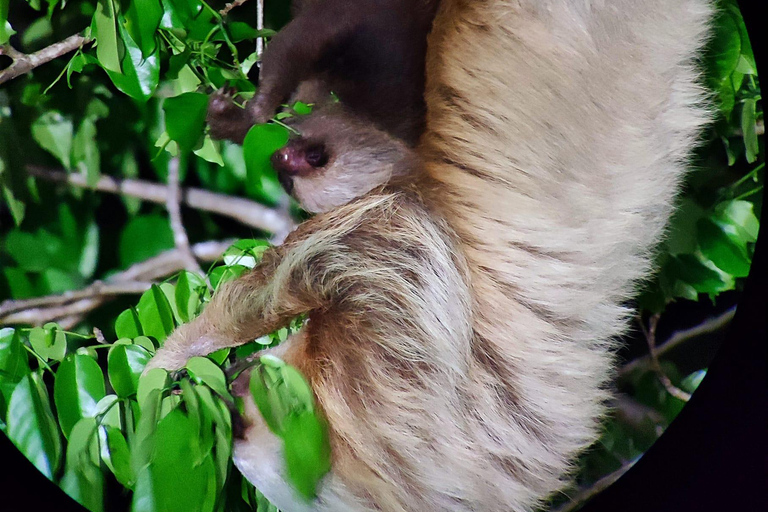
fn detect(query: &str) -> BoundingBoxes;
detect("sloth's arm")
[144,218,358,372]
[246,2,358,124]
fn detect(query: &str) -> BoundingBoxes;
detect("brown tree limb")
[636,314,692,402]
[619,306,735,381]
[26,165,296,239]
[0,34,91,85]
[0,240,234,328]
[551,460,637,512]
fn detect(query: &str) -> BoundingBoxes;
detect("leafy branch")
[0,240,234,329]
[0,34,92,85]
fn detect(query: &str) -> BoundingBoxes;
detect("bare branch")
[0,240,234,327]
[26,166,296,238]
[256,0,265,56]
[219,0,252,17]
[619,306,735,380]
[637,314,692,402]
[0,34,91,85]
[166,156,208,282]
[551,460,636,512]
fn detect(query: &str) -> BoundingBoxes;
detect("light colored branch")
[0,240,234,328]
[256,0,264,56]
[26,166,296,238]
[219,0,252,17]
[0,34,91,85]
[166,156,207,281]
[637,314,692,402]
[619,306,735,380]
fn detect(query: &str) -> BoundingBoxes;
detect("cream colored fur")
[146,0,713,510]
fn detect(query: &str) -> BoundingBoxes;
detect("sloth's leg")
[145,222,352,372]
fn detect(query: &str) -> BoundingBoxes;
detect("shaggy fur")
[147,0,713,510]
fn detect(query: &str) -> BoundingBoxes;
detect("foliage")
[0,240,328,512]
[0,0,763,511]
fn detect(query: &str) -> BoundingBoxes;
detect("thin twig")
[619,306,735,380]
[0,34,91,85]
[0,240,235,328]
[26,166,296,238]
[256,0,265,56]
[551,460,637,512]
[166,156,208,282]
[219,0,252,17]
[637,314,692,402]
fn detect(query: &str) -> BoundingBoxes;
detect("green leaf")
[0,0,15,45]
[29,324,67,362]
[666,254,729,296]
[137,284,176,343]
[95,394,121,428]
[0,328,31,418]
[100,426,135,488]
[31,111,73,170]
[740,98,758,163]
[119,214,174,268]
[6,373,62,479]
[54,354,107,438]
[243,123,290,205]
[186,357,232,400]
[681,369,707,394]
[282,410,331,500]
[108,344,152,397]
[174,271,205,323]
[136,367,169,410]
[706,7,741,84]
[116,307,144,339]
[3,230,51,272]
[163,92,209,153]
[223,239,270,268]
[106,23,160,102]
[209,264,248,290]
[93,0,123,73]
[714,200,759,243]
[132,409,216,512]
[124,0,163,57]
[194,136,225,166]
[60,417,104,512]
[697,218,751,277]
[72,118,101,187]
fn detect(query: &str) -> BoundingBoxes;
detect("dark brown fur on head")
[207,0,440,145]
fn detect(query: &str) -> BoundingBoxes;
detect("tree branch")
[26,166,296,239]
[636,314,692,402]
[166,156,208,281]
[618,306,735,381]
[551,460,636,512]
[0,240,234,328]
[0,34,91,85]
[219,0,252,17]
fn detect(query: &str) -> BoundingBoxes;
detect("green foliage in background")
[0,0,763,511]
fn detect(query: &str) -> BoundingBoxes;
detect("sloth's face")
[271,105,416,213]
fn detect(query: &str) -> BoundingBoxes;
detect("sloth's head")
[271,104,417,213]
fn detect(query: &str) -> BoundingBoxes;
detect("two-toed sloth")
[147,0,713,510]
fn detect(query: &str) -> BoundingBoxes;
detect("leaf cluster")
[0,239,329,512]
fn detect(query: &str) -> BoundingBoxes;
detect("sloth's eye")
[305,145,329,168]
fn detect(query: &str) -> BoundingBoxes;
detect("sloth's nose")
[271,145,308,176]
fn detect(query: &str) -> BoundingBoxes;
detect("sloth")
[207,0,440,145]
[147,0,713,510]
